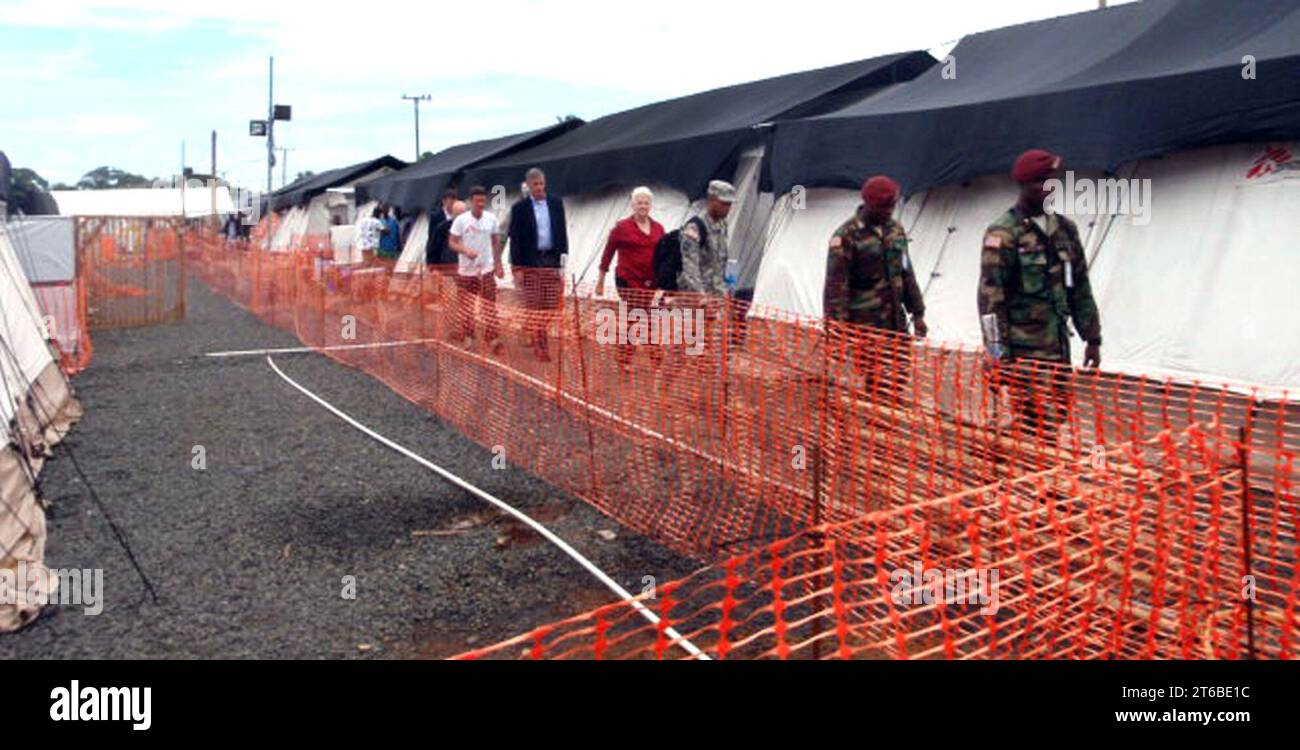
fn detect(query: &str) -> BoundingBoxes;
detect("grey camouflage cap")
[707,180,737,202]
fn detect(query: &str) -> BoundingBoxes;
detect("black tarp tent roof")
[356,120,585,214]
[768,0,1300,196]
[462,51,937,200]
[270,155,406,212]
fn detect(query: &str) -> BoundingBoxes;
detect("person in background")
[424,188,458,260]
[398,205,417,249]
[508,168,569,362]
[678,180,733,297]
[378,204,402,259]
[427,200,466,267]
[597,186,665,370]
[432,189,457,224]
[355,205,386,264]
[223,212,243,242]
[448,186,504,354]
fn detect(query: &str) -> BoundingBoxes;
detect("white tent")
[749,141,1300,389]
[50,187,235,218]
[271,163,399,253]
[393,212,431,274]
[0,220,82,632]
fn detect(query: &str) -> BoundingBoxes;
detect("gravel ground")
[0,279,698,659]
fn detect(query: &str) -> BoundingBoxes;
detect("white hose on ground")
[264,354,709,660]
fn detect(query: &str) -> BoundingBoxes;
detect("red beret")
[861,175,901,207]
[1012,149,1063,183]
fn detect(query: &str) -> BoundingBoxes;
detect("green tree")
[76,166,153,190]
[8,167,56,214]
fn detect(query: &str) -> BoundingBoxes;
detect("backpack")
[653,216,706,291]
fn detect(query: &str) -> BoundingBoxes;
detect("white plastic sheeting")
[1,216,76,284]
[749,142,1300,389]
[51,187,235,218]
[394,213,430,274]
[0,225,58,425]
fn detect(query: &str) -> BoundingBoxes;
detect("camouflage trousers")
[1002,359,1074,437]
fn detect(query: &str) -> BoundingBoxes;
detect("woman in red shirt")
[597,186,665,369]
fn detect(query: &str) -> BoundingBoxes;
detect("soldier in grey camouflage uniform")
[979,149,1102,431]
[677,180,733,296]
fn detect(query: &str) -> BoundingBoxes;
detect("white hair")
[630,186,654,202]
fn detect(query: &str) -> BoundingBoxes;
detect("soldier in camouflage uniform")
[823,175,926,404]
[824,175,927,336]
[978,149,1102,431]
[677,180,733,297]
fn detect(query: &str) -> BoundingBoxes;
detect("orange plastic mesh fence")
[459,421,1296,659]
[31,281,92,375]
[77,216,186,331]
[187,230,1298,659]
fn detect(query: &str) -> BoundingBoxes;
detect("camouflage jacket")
[977,207,1102,363]
[678,213,729,296]
[823,208,925,332]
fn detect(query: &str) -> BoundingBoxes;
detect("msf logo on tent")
[50,681,152,731]
[1245,145,1298,181]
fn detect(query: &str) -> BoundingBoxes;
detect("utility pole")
[401,93,431,161]
[266,56,275,252]
[211,129,217,218]
[248,55,289,247]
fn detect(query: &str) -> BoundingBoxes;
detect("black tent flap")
[463,51,937,199]
[769,0,1300,196]
[357,120,584,213]
[271,155,407,212]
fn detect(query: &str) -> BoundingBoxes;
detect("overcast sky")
[0,0,1132,190]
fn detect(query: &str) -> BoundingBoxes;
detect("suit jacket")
[508,194,568,268]
[424,207,449,262]
[426,217,455,266]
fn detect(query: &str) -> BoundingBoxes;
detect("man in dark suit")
[426,200,466,267]
[508,167,568,361]
[424,188,459,264]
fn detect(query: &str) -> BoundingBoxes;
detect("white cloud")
[5,0,1140,188]
[71,114,153,135]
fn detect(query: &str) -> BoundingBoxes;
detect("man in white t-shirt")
[448,186,504,353]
